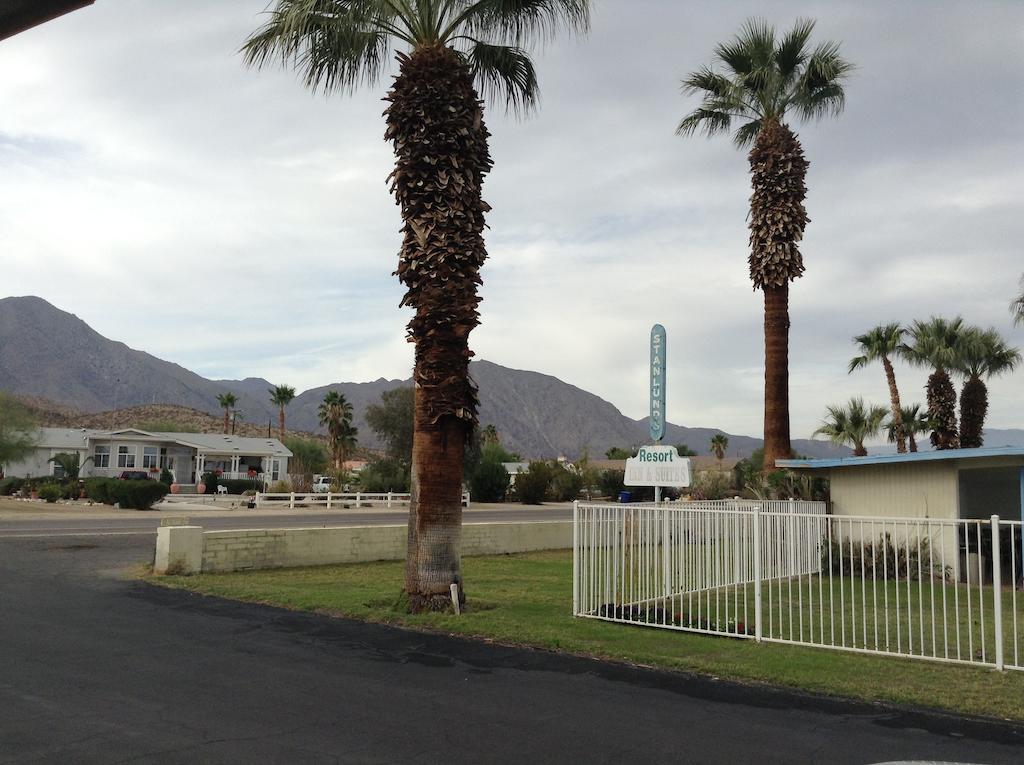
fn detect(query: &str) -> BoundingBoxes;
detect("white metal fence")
[573,501,1024,671]
[255,491,471,510]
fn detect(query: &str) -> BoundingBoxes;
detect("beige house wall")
[828,462,960,520]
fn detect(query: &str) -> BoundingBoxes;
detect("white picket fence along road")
[255,491,470,510]
[573,501,1024,672]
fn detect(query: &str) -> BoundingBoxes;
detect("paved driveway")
[1,534,1021,764]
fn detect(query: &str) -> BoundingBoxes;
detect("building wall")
[829,462,960,520]
[4,447,87,479]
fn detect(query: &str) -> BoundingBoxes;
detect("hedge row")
[84,478,168,510]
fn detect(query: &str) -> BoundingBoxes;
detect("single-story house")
[779,447,1024,582]
[4,427,292,486]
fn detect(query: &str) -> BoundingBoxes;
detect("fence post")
[991,515,1004,671]
[356,492,362,508]
[326,492,332,510]
[572,500,579,615]
[289,492,295,510]
[662,504,670,598]
[753,506,762,642]
[387,491,392,509]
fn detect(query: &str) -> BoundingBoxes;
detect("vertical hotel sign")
[650,324,666,442]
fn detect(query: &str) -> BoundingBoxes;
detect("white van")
[312,475,333,493]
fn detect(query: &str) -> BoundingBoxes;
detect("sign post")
[649,324,666,503]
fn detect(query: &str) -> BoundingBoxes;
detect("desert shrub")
[823,534,950,582]
[549,463,583,502]
[0,477,25,496]
[109,480,168,510]
[358,457,410,493]
[516,462,553,505]
[200,472,219,494]
[84,477,116,504]
[690,471,734,500]
[267,479,292,493]
[469,458,509,503]
[38,483,62,503]
[219,478,263,495]
[597,469,625,500]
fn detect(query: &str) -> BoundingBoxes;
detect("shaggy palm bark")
[882,357,907,453]
[958,376,987,449]
[278,407,286,442]
[222,410,230,434]
[927,369,959,450]
[749,120,807,470]
[386,46,492,612]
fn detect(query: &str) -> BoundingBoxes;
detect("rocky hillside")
[1,295,852,459]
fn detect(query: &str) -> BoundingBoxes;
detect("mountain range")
[0,295,877,459]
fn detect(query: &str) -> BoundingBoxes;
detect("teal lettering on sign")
[650,324,666,442]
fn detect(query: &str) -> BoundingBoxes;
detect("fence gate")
[573,501,1024,671]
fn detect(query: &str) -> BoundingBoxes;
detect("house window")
[142,446,159,469]
[94,445,110,468]
[52,461,66,479]
[117,446,136,468]
[272,460,280,481]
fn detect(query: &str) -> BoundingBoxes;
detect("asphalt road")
[0,506,574,538]
[2,535,1023,764]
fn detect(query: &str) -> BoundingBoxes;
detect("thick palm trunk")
[278,407,286,442]
[763,286,792,469]
[908,431,918,452]
[958,375,987,448]
[386,46,491,612]
[222,410,229,434]
[882,357,907,453]
[927,368,959,450]
[749,120,807,470]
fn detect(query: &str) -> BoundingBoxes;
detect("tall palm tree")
[813,397,887,457]
[955,327,1021,448]
[1012,274,1024,326]
[678,19,853,471]
[887,403,930,453]
[901,317,964,450]
[269,384,297,442]
[244,1,589,613]
[318,391,355,470]
[709,433,729,462]
[216,392,238,434]
[848,323,907,453]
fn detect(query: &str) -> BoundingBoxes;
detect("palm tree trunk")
[386,46,491,612]
[882,356,907,453]
[959,375,987,448]
[927,368,959,450]
[908,433,918,452]
[278,406,286,443]
[763,285,792,470]
[222,409,229,434]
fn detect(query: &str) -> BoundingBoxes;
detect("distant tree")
[0,393,38,474]
[709,435,729,462]
[604,446,633,460]
[674,444,697,457]
[358,457,411,493]
[516,462,554,505]
[1012,274,1024,326]
[887,404,930,454]
[481,424,500,445]
[813,398,887,457]
[901,317,964,450]
[269,384,297,442]
[365,388,414,465]
[678,18,853,470]
[849,323,907,453]
[954,327,1020,448]
[470,456,509,503]
[284,437,329,475]
[318,391,356,470]
[215,392,238,434]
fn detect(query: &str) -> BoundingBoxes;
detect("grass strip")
[152,550,1024,721]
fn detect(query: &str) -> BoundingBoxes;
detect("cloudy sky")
[2,0,1022,442]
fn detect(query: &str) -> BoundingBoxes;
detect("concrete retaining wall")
[154,521,572,575]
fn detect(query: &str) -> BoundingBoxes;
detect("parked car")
[312,475,332,494]
[117,471,151,481]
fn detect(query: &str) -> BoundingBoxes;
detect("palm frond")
[462,39,538,114]
[676,108,733,138]
[1012,274,1024,326]
[775,17,814,82]
[731,118,762,148]
[448,0,590,48]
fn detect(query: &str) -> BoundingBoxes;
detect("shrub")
[109,480,168,510]
[219,478,263,495]
[268,479,292,493]
[690,471,734,500]
[549,464,583,502]
[38,483,62,503]
[84,477,115,504]
[0,477,25,496]
[469,459,509,503]
[358,457,410,493]
[160,468,174,484]
[201,472,219,494]
[516,462,553,505]
[597,469,625,500]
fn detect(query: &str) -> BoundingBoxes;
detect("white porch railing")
[573,501,1024,672]
[255,491,471,510]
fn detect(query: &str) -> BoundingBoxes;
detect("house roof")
[0,0,93,41]
[778,446,1024,471]
[30,428,292,458]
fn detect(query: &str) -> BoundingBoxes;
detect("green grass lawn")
[152,550,1024,721]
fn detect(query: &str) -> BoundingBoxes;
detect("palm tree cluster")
[832,318,1020,455]
[318,391,358,471]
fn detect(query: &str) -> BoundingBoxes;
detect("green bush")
[549,464,583,502]
[84,478,115,504]
[160,468,174,484]
[201,472,219,494]
[357,458,410,493]
[110,480,168,510]
[0,477,25,496]
[597,469,625,500]
[516,462,553,505]
[469,458,509,503]
[219,478,263,495]
[38,483,63,503]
